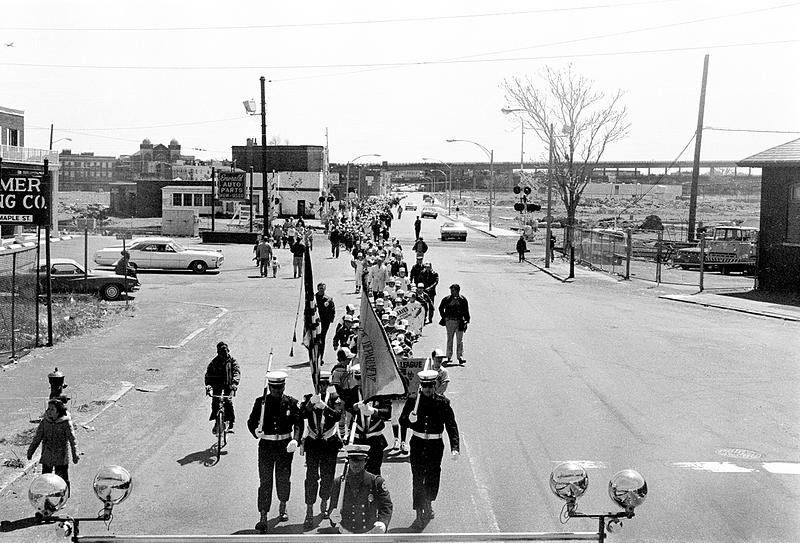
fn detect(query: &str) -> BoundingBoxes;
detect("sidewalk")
[456,211,800,322]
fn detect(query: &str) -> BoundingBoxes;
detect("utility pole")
[260,76,270,236]
[687,54,709,242]
[545,124,554,269]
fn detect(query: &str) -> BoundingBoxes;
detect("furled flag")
[357,279,407,401]
[301,246,321,388]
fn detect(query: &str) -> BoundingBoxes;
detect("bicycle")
[206,390,235,463]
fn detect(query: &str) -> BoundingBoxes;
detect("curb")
[659,295,800,322]
[527,260,571,283]
[0,382,135,497]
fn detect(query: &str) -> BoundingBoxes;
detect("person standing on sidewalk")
[248,371,303,533]
[291,237,306,278]
[414,216,422,239]
[516,234,528,262]
[27,399,79,495]
[205,341,241,432]
[438,284,470,365]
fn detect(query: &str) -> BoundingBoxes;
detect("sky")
[1,0,798,166]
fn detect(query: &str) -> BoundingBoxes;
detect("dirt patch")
[0,427,37,447]
[48,295,135,345]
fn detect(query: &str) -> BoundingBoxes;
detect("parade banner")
[395,357,427,398]
[357,283,406,401]
[396,301,425,335]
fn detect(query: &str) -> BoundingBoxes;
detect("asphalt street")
[1,195,798,542]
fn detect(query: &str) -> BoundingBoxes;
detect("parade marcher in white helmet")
[328,444,393,534]
[400,369,460,531]
[247,371,302,533]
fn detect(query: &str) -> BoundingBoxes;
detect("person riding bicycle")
[205,341,241,433]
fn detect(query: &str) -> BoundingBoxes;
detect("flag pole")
[255,348,274,439]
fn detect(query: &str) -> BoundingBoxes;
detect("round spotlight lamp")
[93,465,132,506]
[29,473,68,517]
[549,462,589,502]
[608,469,647,512]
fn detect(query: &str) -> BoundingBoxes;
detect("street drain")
[716,447,764,460]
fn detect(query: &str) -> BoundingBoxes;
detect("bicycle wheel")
[216,410,225,462]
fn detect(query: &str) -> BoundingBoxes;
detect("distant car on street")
[421,207,438,219]
[405,203,418,211]
[94,238,224,273]
[440,221,468,241]
[37,258,140,301]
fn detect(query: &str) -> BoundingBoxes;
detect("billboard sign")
[0,171,51,225]
[217,171,247,200]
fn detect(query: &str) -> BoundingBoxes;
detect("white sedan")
[440,221,468,241]
[94,238,224,273]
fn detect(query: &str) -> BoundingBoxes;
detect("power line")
[704,127,800,134]
[28,116,248,131]
[1,38,797,73]
[0,0,679,32]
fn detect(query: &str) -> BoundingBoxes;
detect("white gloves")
[311,394,325,410]
[451,450,460,461]
[408,412,418,424]
[358,403,376,416]
[368,521,387,534]
[328,509,342,526]
[286,439,299,453]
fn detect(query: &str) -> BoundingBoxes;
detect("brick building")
[58,150,116,191]
[0,105,24,147]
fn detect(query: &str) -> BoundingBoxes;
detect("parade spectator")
[256,237,274,277]
[438,284,470,365]
[414,216,422,239]
[291,238,306,278]
[516,234,528,263]
[27,399,79,495]
[329,227,340,258]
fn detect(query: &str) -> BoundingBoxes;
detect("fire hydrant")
[48,367,69,402]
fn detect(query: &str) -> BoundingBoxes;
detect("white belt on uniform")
[308,426,338,440]
[411,430,443,440]
[260,432,291,441]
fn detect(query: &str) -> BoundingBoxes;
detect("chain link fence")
[0,245,40,359]
[570,226,630,278]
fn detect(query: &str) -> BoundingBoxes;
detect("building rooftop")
[738,137,800,167]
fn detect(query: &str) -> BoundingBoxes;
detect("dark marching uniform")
[399,370,459,521]
[247,374,301,518]
[330,445,393,534]
[300,388,343,511]
[352,397,392,476]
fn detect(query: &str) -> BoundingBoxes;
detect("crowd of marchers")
[205,196,471,534]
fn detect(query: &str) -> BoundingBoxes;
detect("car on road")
[37,258,140,301]
[440,221,468,241]
[94,238,224,273]
[404,203,418,211]
[421,207,438,219]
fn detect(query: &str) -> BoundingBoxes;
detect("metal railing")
[0,144,59,165]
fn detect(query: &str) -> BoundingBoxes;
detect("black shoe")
[303,516,314,530]
[227,421,235,433]
[278,512,289,522]
[458,358,466,365]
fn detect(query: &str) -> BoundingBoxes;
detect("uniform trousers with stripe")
[303,437,340,504]
[258,440,294,512]
[409,436,444,510]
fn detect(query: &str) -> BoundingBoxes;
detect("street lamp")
[430,169,447,205]
[345,153,381,203]
[422,158,453,214]
[501,108,526,173]
[446,139,494,231]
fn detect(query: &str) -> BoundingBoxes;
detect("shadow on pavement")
[176,446,222,467]
[0,516,45,533]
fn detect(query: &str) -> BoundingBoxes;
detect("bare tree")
[502,66,629,243]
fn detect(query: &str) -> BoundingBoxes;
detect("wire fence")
[0,245,39,360]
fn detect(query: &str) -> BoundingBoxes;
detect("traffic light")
[513,185,522,195]
[523,186,532,195]
[526,203,541,212]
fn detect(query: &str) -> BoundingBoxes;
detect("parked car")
[421,207,438,219]
[404,203,418,211]
[94,238,224,273]
[440,221,468,241]
[37,258,140,301]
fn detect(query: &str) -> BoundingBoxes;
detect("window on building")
[203,194,212,207]
[788,183,800,244]
[183,194,192,206]
[173,193,182,206]
[193,194,203,206]
[8,129,19,146]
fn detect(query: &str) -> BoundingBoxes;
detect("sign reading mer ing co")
[0,172,51,225]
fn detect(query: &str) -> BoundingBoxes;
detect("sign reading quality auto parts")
[0,171,51,225]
